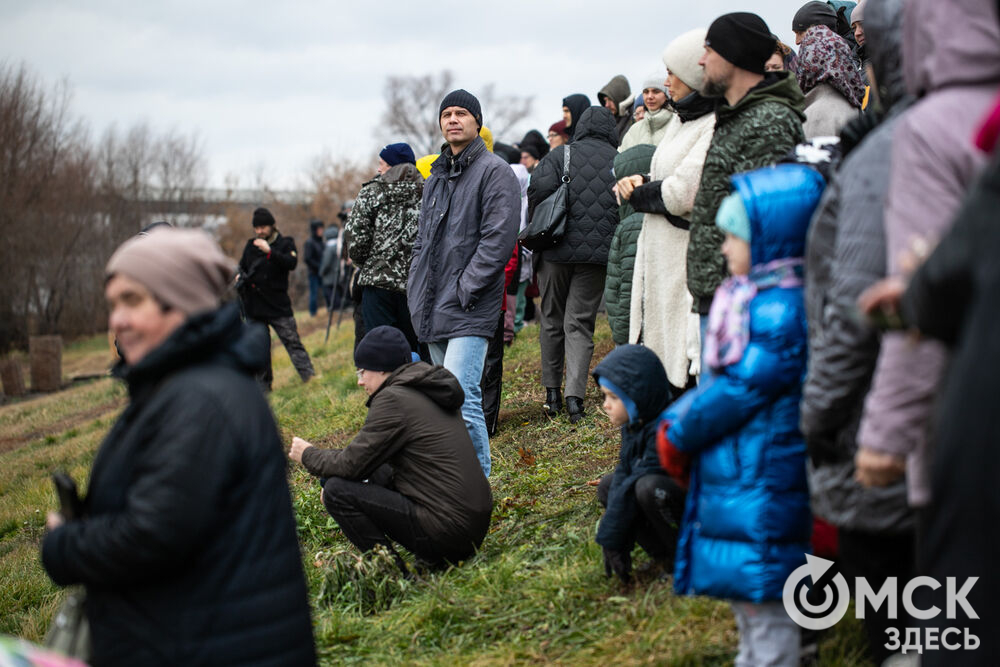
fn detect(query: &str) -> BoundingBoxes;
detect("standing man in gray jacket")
[407,89,520,477]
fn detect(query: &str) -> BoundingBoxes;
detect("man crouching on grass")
[288,325,492,574]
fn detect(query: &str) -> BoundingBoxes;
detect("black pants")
[251,315,314,390]
[360,286,418,352]
[838,528,916,665]
[321,466,476,570]
[481,311,505,437]
[597,472,685,567]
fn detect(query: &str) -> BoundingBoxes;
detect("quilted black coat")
[42,304,316,667]
[528,106,620,265]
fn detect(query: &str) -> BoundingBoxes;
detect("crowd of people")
[35,0,1000,665]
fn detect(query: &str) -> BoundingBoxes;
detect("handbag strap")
[561,144,571,183]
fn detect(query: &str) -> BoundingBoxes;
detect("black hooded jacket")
[41,304,316,667]
[592,345,672,550]
[304,220,324,275]
[561,94,592,139]
[528,106,620,265]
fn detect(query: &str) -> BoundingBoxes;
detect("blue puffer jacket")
[592,344,671,550]
[665,163,823,603]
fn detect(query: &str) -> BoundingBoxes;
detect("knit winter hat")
[706,12,776,75]
[716,192,751,242]
[439,89,483,129]
[252,207,275,229]
[663,28,709,92]
[850,0,867,24]
[354,326,412,372]
[379,142,416,167]
[793,1,839,32]
[106,228,235,315]
[640,73,668,96]
[548,120,569,141]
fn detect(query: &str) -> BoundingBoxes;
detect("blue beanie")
[716,192,751,241]
[379,143,416,167]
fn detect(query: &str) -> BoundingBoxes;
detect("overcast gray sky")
[1,0,799,188]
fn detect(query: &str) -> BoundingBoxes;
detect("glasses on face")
[547,132,559,139]
[355,369,365,380]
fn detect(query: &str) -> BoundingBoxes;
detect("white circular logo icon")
[782,555,851,631]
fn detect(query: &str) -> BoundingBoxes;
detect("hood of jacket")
[116,302,268,396]
[592,344,669,426]
[562,94,592,137]
[309,219,323,233]
[865,0,906,110]
[380,162,424,184]
[717,71,807,126]
[903,0,1000,99]
[598,75,632,110]
[371,361,465,411]
[323,226,339,241]
[731,163,826,266]
[573,106,619,147]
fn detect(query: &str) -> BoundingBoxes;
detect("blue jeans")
[308,273,324,316]
[428,337,491,477]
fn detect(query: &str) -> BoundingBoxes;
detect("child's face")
[600,386,630,426]
[722,233,751,276]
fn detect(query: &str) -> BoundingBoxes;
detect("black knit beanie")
[439,89,483,129]
[792,1,839,32]
[354,326,412,372]
[705,12,777,75]
[252,207,275,229]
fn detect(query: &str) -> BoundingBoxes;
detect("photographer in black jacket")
[237,207,315,390]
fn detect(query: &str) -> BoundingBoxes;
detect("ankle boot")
[543,387,562,416]
[566,396,585,423]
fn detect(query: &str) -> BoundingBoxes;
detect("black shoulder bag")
[519,145,571,252]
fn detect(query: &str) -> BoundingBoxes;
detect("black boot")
[543,387,562,416]
[566,396,585,423]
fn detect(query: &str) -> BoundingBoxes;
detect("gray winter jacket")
[407,136,520,343]
[801,114,913,533]
[527,106,620,265]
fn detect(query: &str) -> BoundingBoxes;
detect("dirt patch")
[0,397,125,454]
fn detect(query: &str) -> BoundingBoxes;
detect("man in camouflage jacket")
[687,13,806,318]
[346,143,424,351]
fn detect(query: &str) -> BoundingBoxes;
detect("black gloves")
[602,547,632,584]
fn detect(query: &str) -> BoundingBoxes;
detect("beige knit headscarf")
[105,228,235,315]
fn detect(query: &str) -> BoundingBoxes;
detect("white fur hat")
[663,28,708,92]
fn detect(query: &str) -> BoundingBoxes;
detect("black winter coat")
[528,106,620,265]
[238,232,298,320]
[407,136,520,343]
[304,221,324,275]
[41,304,315,667]
[592,345,673,551]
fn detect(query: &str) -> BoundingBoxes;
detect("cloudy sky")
[1,0,798,189]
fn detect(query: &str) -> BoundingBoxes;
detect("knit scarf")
[669,90,716,123]
[703,258,804,370]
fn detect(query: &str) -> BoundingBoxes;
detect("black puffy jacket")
[528,106,620,265]
[42,304,316,667]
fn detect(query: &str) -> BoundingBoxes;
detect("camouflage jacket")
[345,163,424,293]
[687,71,805,312]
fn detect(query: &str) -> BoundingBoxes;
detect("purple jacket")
[858,0,1000,506]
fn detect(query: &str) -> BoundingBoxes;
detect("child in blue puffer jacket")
[657,162,826,666]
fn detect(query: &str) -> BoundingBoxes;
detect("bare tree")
[379,70,534,155]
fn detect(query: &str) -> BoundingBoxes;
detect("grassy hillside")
[0,311,869,665]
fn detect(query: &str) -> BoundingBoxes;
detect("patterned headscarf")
[796,24,866,107]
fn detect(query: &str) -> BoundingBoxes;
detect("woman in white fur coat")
[617,28,716,393]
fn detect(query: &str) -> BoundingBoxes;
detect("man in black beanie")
[237,206,315,390]
[288,326,492,574]
[407,89,520,478]
[685,12,806,329]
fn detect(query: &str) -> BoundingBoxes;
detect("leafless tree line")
[0,62,207,353]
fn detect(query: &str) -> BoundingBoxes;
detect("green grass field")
[0,311,870,665]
